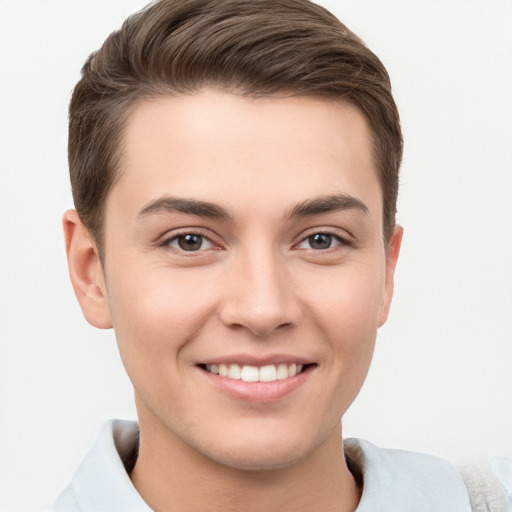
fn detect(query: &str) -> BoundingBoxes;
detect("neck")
[130,410,360,512]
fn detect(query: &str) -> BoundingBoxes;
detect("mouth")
[198,363,313,382]
[197,359,316,402]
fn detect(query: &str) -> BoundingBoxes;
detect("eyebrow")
[138,197,232,219]
[137,193,368,221]
[287,193,369,218]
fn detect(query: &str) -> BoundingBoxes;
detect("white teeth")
[227,364,242,380]
[259,364,277,382]
[206,363,306,382]
[241,365,259,382]
[276,363,288,380]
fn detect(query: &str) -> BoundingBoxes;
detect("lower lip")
[199,366,313,403]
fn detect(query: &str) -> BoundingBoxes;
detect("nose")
[218,248,302,337]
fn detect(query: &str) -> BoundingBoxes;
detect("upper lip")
[198,354,315,366]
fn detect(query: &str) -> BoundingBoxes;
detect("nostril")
[218,279,302,336]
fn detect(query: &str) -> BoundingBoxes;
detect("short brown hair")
[69,0,402,253]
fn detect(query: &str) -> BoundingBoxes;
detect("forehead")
[108,90,382,224]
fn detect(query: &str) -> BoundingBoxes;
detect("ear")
[378,225,403,327]
[63,209,112,329]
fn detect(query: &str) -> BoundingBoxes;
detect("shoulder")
[459,456,512,512]
[345,438,472,512]
[48,420,150,512]
[346,438,512,512]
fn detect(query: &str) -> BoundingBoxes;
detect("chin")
[206,446,307,472]
[196,428,327,472]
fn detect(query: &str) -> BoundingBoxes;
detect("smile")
[199,360,315,402]
[203,363,306,382]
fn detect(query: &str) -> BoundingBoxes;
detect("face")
[90,91,401,470]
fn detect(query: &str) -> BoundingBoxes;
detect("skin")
[64,90,402,512]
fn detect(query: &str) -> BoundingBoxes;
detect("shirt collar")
[52,420,472,512]
[51,419,151,511]
[345,438,472,512]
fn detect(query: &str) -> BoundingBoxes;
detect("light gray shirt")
[49,419,511,512]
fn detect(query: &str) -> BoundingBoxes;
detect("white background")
[1,1,511,510]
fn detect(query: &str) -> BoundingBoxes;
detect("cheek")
[305,263,384,397]
[307,262,386,340]
[106,268,217,364]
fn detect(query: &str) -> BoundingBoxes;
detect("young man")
[51,1,511,511]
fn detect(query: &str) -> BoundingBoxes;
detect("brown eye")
[178,234,203,251]
[308,233,334,250]
[167,233,213,252]
[296,231,350,251]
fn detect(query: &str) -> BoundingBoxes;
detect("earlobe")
[63,209,112,329]
[378,225,403,327]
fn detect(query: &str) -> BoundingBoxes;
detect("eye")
[296,232,349,251]
[166,233,214,252]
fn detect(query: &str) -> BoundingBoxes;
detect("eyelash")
[294,231,354,251]
[161,231,217,253]
[160,229,353,254]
